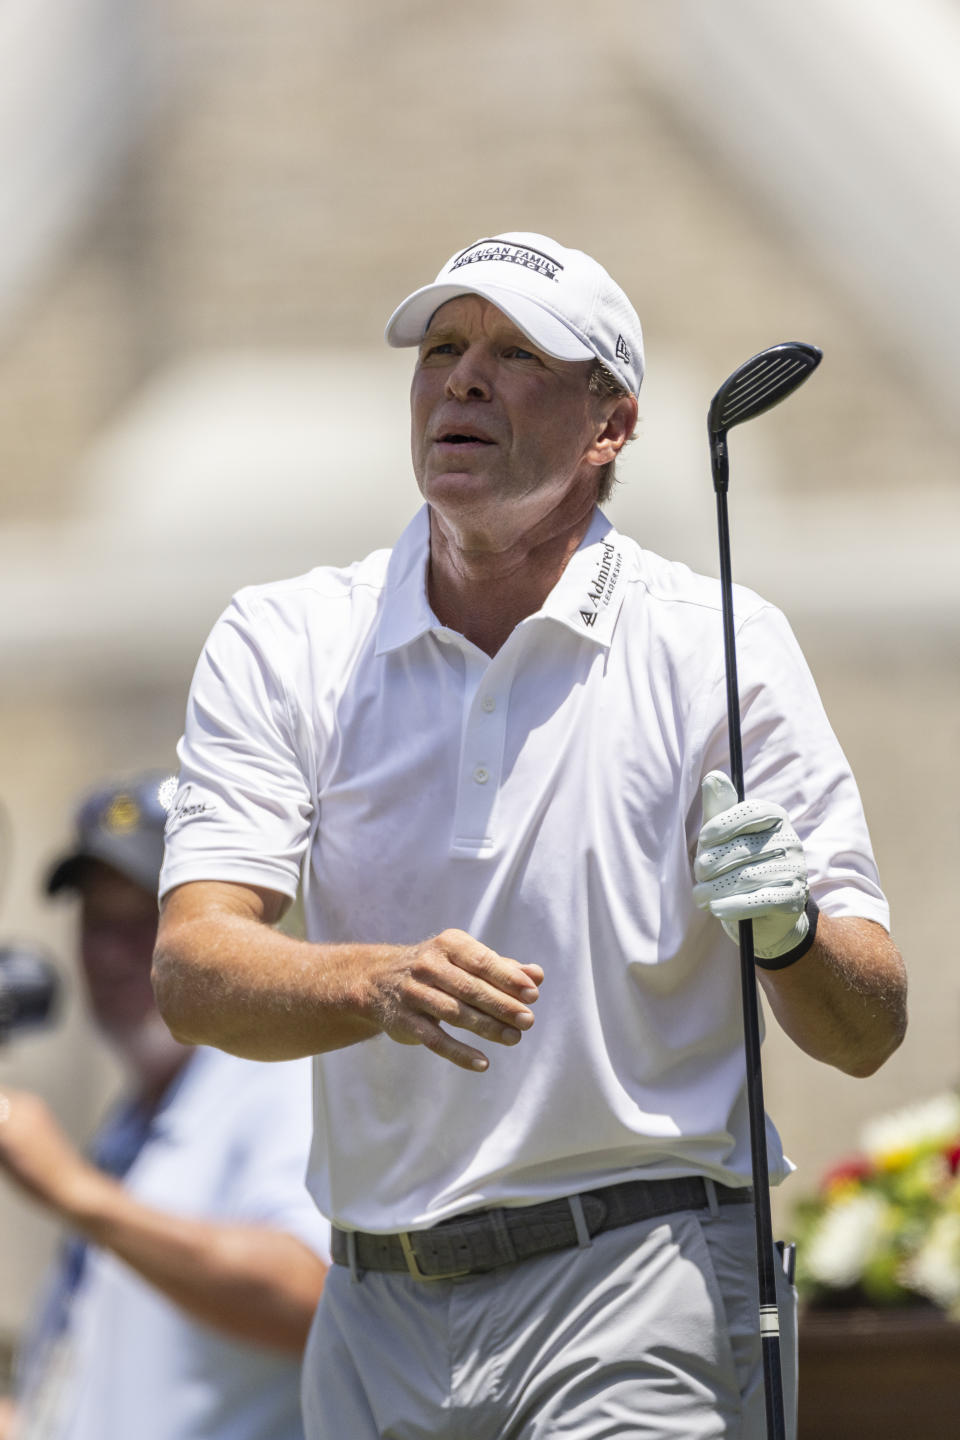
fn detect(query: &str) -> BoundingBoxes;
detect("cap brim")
[45,837,163,897]
[46,854,89,895]
[385,281,595,365]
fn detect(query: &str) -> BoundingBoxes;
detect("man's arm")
[756,914,906,1077]
[0,1089,325,1353]
[693,771,906,1077]
[153,880,543,1073]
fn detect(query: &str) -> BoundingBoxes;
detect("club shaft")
[714,481,745,801]
[714,470,787,1440]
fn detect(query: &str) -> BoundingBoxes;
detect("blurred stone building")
[1,0,958,1370]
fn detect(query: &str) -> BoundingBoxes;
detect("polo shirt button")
[473,766,490,785]
[481,695,496,713]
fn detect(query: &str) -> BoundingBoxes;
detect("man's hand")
[0,1088,103,1218]
[692,771,811,962]
[155,882,543,1069]
[355,929,544,1073]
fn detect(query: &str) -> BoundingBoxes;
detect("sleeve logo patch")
[164,783,214,833]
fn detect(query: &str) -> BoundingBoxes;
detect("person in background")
[0,772,328,1440]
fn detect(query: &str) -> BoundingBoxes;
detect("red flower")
[821,1157,874,1194]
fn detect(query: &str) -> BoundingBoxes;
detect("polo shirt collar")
[375,506,436,655]
[375,504,629,655]
[536,507,629,648]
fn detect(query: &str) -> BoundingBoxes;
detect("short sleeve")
[159,590,314,901]
[700,601,890,928]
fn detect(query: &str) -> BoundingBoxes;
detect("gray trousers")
[302,1201,797,1439]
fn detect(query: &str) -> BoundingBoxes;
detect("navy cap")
[46,772,177,897]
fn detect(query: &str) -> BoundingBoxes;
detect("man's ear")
[589,394,638,466]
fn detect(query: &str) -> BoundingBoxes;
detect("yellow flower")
[861,1093,960,1171]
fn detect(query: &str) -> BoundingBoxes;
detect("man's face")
[77,862,159,1039]
[410,295,609,539]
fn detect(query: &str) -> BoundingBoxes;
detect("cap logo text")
[616,334,631,364]
[451,241,563,283]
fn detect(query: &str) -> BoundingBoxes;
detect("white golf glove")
[693,771,815,965]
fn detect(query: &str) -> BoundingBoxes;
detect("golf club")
[707,341,822,1440]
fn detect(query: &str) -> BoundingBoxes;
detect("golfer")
[154,232,907,1439]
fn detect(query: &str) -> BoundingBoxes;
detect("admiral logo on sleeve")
[451,239,564,283]
[579,539,624,630]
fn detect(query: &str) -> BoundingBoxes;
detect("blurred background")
[1,0,958,1380]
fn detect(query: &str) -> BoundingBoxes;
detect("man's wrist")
[59,1163,126,1234]
[754,899,820,971]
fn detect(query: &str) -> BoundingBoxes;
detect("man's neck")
[426,502,597,656]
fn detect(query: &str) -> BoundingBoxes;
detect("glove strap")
[754,899,820,972]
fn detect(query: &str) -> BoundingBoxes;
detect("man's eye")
[506,346,537,361]
[423,342,457,358]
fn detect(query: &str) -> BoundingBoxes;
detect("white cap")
[385,232,644,396]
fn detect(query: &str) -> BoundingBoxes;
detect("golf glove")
[693,771,815,964]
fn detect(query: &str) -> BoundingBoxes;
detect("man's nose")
[445,349,492,401]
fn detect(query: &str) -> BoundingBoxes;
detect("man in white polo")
[153,232,907,1439]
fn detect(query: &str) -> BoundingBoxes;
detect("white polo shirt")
[160,506,888,1233]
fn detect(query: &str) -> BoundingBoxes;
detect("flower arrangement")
[791,1091,960,1315]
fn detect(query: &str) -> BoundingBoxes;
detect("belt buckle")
[398,1231,470,1282]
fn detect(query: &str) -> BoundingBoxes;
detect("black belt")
[331,1176,753,1281]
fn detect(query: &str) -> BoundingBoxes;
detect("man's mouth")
[436,431,495,446]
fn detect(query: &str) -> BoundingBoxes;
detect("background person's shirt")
[16,1047,328,1440]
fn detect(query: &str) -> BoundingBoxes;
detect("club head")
[708,342,822,436]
